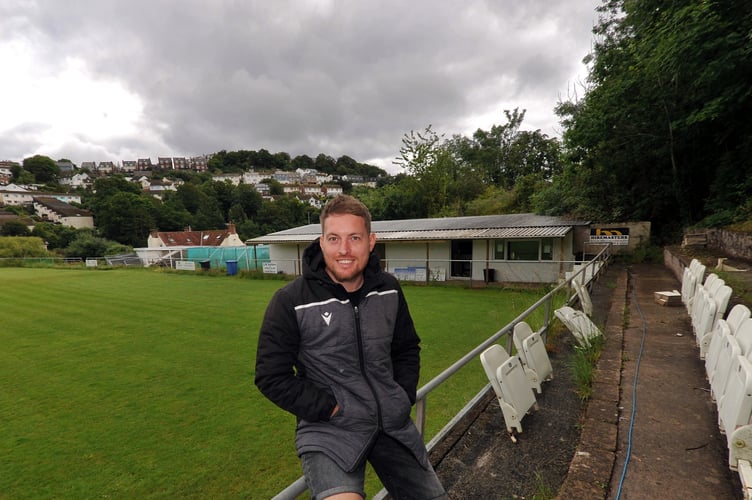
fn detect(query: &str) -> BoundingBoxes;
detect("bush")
[0,236,49,258]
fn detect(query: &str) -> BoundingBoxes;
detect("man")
[255,195,447,500]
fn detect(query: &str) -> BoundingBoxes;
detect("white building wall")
[382,241,450,281]
[60,216,95,229]
[268,244,306,275]
[265,236,576,283]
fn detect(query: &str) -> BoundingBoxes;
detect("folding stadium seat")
[479,344,538,440]
[693,288,717,346]
[681,262,698,310]
[572,279,593,317]
[735,319,752,357]
[700,318,730,360]
[554,306,602,348]
[686,260,707,314]
[706,320,732,379]
[728,304,752,336]
[710,333,742,402]
[712,284,733,327]
[513,321,553,394]
[718,354,752,436]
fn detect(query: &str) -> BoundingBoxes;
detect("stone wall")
[706,228,752,261]
[664,247,685,283]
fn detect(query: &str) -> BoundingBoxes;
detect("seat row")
[479,321,554,441]
[681,258,752,499]
[478,285,603,442]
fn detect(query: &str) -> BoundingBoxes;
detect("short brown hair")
[320,195,372,234]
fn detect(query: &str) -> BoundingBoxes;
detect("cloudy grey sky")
[0,0,601,174]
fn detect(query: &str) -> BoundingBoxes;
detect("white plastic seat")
[707,274,724,295]
[681,265,696,309]
[718,355,752,436]
[572,279,593,317]
[713,285,733,327]
[555,306,602,348]
[693,289,717,346]
[735,319,752,356]
[479,344,538,437]
[513,322,553,394]
[700,318,730,360]
[710,333,742,402]
[686,261,707,313]
[728,304,752,335]
[706,320,731,379]
[554,306,578,333]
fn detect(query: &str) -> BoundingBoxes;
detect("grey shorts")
[301,433,447,500]
[301,451,366,500]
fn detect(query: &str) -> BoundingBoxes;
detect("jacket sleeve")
[254,287,337,422]
[390,287,422,404]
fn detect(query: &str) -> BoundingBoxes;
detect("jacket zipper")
[353,305,383,431]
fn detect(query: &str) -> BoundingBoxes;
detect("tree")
[234,183,263,218]
[291,154,315,171]
[31,223,79,250]
[255,197,308,234]
[546,0,752,240]
[0,220,31,236]
[95,192,156,246]
[153,194,192,231]
[314,154,336,174]
[22,155,60,184]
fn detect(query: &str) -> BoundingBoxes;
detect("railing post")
[415,398,427,436]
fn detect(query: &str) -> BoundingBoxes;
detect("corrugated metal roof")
[246,213,588,244]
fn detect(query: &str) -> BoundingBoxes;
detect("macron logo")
[321,312,332,326]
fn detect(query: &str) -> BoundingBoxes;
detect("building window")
[507,240,540,261]
[494,240,505,260]
[541,238,553,260]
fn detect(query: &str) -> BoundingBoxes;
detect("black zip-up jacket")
[254,239,429,472]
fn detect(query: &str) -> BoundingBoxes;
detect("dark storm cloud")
[0,0,600,170]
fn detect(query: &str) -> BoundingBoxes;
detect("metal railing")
[271,244,612,499]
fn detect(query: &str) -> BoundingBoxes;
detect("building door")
[451,239,472,278]
[374,242,387,271]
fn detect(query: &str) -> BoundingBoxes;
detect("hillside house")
[33,196,94,229]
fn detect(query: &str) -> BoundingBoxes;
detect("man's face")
[320,213,376,292]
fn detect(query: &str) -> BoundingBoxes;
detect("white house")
[138,223,246,266]
[246,213,591,284]
[32,196,94,229]
[147,223,245,249]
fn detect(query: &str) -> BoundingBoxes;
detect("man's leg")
[301,452,366,500]
[368,433,447,500]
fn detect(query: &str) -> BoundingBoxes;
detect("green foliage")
[30,223,79,250]
[64,232,131,258]
[22,154,60,184]
[621,243,664,264]
[0,220,31,236]
[206,149,388,178]
[0,236,49,257]
[548,0,752,241]
[567,335,605,401]
[95,191,157,246]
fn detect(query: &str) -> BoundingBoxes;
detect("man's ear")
[369,233,376,251]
